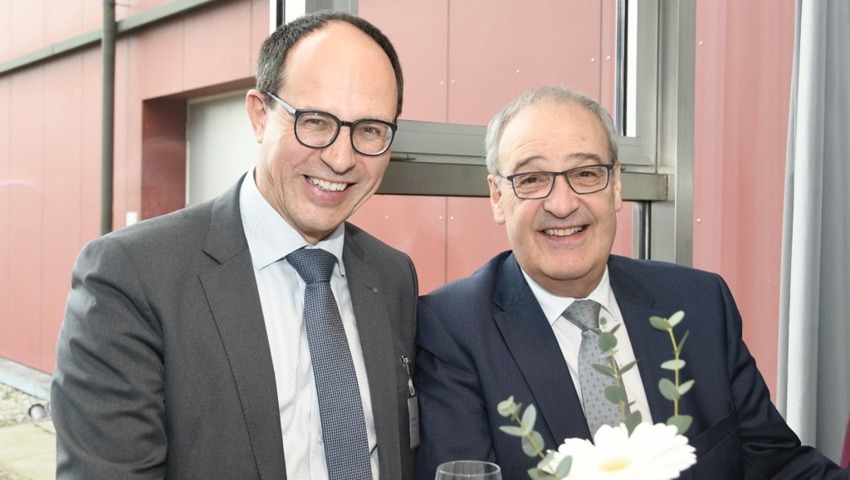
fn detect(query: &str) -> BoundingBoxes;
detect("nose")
[319,126,357,173]
[542,174,580,217]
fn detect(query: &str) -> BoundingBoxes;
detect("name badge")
[402,355,420,450]
[408,395,420,450]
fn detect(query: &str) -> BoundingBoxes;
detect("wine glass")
[434,460,502,480]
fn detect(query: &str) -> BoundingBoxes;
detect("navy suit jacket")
[414,252,845,479]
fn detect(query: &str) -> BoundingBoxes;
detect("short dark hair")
[255,10,404,120]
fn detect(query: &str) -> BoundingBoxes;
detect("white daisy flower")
[545,423,696,479]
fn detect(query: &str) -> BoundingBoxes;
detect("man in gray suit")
[51,11,417,479]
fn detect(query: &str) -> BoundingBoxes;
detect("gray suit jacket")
[52,177,418,479]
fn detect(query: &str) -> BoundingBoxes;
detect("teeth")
[544,226,584,236]
[308,177,348,192]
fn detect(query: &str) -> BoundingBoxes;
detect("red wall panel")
[40,57,85,370]
[360,0,450,123]
[445,197,510,284]
[0,77,10,359]
[0,0,270,371]
[80,48,103,244]
[7,68,44,366]
[349,194,449,295]
[182,2,255,91]
[132,22,186,100]
[448,0,606,125]
[141,99,187,219]
[7,1,45,60]
[362,0,612,126]
[693,1,795,394]
[0,2,10,62]
[43,1,86,47]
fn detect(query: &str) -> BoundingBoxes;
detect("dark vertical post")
[101,0,116,234]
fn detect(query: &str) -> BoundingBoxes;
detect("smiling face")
[246,22,398,244]
[488,101,622,298]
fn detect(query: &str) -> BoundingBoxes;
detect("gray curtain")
[778,0,850,463]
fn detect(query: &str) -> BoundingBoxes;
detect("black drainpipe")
[101,0,116,235]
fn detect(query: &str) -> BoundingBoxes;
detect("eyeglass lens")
[295,112,393,155]
[511,165,610,198]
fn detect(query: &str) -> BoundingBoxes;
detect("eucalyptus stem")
[608,354,629,421]
[511,410,546,460]
[667,329,681,416]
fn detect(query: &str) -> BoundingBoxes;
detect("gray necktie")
[287,248,372,480]
[564,299,621,437]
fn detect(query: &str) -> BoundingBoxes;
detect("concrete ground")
[0,419,55,480]
[0,358,55,480]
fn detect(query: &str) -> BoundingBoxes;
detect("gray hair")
[484,85,619,175]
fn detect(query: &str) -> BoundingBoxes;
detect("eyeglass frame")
[264,92,398,157]
[498,163,616,199]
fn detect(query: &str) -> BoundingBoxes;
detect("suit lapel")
[200,180,287,479]
[492,254,593,443]
[343,228,401,479]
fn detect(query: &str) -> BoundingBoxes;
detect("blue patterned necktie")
[564,299,622,437]
[287,248,372,480]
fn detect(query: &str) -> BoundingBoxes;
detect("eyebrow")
[512,152,604,173]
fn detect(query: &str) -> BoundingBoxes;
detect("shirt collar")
[521,266,616,326]
[239,168,346,275]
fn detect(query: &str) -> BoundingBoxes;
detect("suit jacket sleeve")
[52,234,168,479]
[414,296,499,479]
[710,275,845,479]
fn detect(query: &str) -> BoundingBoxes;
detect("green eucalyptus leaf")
[619,360,637,374]
[667,414,693,435]
[678,330,691,351]
[625,411,642,435]
[527,468,555,480]
[497,396,518,417]
[499,425,525,437]
[592,363,616,377]
[659,378,680,400]
[604,385,629,404]
[538,451,557,468]
[650,316,672,331]
[678,379,695,395]
[661,359,686,370]
[533,451,562,478]
[609,323,621,335]
[522,430,545,457]
[599,316,609,327]
[555,456,573,477]
[521,404,537,434]
[668,310,685,327]
[598,332,618,351]
[537,450,555,472]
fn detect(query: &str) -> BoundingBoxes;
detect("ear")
[246,89,268,143]
[488,174,506,225]
[612,163,623,212]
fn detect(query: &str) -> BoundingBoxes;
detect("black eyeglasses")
[501,164,615,199]
[265,92,397,156]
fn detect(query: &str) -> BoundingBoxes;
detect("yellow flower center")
[600,457,632,472]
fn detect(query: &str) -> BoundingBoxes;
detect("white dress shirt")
[239,169,379,479]
[522,267,654,426]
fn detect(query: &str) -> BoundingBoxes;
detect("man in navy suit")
[414,85,846,479]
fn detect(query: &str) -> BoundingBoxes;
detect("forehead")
[498,102,608,172]
[280,22,397,117]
